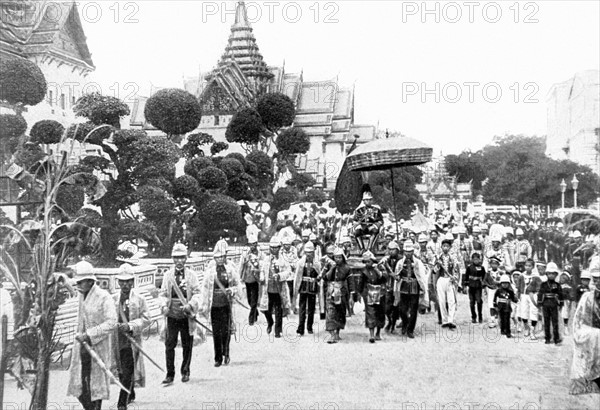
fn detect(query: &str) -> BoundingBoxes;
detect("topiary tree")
[68,94,182,261]
[225,108,263,150]
[305,188,328,205]
[73,92,130,128]
[188,194,245,249]
[0,113,28,163]
[184,157,214,180]
[30,120,65,144]
[144,88,202,141]
[256,92,295,134]
[196,166,227,191]
[286,172,316,193]
[0,58,47,109]
[210,141,229,156]
[174,175,200,200]
[219,157,245,179]
[272,187,299,213]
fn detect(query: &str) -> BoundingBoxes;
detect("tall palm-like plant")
[0,125,105,409]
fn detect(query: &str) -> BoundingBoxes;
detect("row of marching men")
[64,236,328,410]
[64,241,244,410]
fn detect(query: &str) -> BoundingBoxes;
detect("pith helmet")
[172,243,188,257]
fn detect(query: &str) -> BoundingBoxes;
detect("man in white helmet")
[538,262,564,344]
[259,237,292,338]
[280,235,299,309]
[112,263,150,409]
[569,267,600,394]
[352,191,384,251]
[293,242,321,335]
[67,261,117,410]
[159,243,201,384]
[502,226,518,272]
[515,228,532,270]
[238,232,263,325]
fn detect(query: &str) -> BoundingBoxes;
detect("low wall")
[93,264,157,294]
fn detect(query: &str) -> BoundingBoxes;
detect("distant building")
[1,1,97,215]
[417,154,472,215]
[130,1,376,190]
[546,70,600,175]
[0,0,95,127]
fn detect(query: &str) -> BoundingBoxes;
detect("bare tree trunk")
[30,343,52,410]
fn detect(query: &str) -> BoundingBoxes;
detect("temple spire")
[233,1,250,28]
[206,0,273,89]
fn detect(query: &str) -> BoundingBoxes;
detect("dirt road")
[3,293,599,409]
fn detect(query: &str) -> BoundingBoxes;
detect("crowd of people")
[21,193,599,409]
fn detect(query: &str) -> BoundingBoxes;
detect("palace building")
[0,0,95,128]
[546,70,600,175]
[130,1,376,190]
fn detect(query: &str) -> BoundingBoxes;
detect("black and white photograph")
[0,1,599,409]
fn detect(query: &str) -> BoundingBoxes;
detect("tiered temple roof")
[0,0,94,73]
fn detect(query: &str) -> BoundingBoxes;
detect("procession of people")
[55,194,600,409]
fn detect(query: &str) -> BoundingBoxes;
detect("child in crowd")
[483,256,502,328]
[463,252,486,324]
[517,258,542,339]
[494,274,518,338]
[510,270,522,330]
[537,262,564,345]
[559,271,573,335]
[572,270,591,305]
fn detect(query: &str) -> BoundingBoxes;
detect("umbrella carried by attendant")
[345,136,433,236]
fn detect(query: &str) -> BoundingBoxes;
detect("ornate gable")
[52,16,83,60]
[200,80,239,115]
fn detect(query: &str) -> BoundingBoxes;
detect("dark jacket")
[537,279,563,308]
[493,287,518,312]
[463,264,486,289]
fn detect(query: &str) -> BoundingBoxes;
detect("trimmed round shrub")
[276,127,310,156]
[256,93,295,131]
[199,194,244,232]
[272,187,299,211]
[286,173,316,191]
[0,58,47,106]
[196,166,227,190]
[210,141,229,156]
[219,158,244,179]
[30,120,64,144]
[73,92,130,128]
[0,114,28,141]
[225,152,246,168]
[174,175,200,199]
[138,185,173,222]
[184,157,214,180]
[244,160,258,176]
[56,183,85,216]
[246,151,272,174]
[144,88,202,136]
[65,121,113,144]
[306,188,328,205]
[225,108,263,145]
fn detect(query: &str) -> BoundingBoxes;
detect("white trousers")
[436,277,456,325]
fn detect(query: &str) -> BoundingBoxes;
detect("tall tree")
[367,166,423,219]
[69,93,182,261]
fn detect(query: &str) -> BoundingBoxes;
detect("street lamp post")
[571,174,579,208]
[560,179,566,209]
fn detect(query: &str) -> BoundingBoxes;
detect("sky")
[76,0,600,155]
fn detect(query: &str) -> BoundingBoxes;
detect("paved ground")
[3,293,599,410]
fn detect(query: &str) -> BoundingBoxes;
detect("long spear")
[168,275,213,334]
[123,332,165,373]
[79,339,130,394]
[117,306,165,373]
